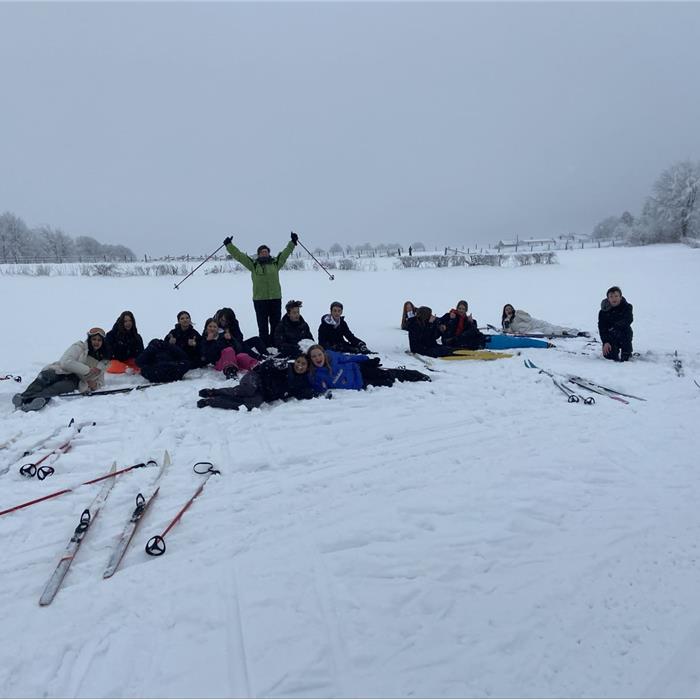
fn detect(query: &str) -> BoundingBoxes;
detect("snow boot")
[20,397,48,412]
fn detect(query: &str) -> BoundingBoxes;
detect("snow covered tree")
[329,243,343,255]
[644,160,700,241]
[0,212,31,262]
[38,226,75,261]
[411,241,426,252]
[591,216,620,240]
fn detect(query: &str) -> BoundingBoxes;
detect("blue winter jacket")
[309,350,369,392]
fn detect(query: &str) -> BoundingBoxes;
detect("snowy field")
[1,244,700,699]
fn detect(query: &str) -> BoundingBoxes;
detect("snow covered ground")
[1,244,699,698]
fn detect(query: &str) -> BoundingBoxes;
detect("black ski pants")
[253,299,282,348]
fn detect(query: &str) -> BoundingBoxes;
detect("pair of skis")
[56,382,165,399]
[524,359,646,404]
[38,455,220,604]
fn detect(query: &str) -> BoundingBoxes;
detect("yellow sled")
[441,350,514,361]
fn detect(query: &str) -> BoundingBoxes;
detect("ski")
[17,420,96,480]
[694,379,700,389]
[103,451,171,578]
[551,378,595,405]
[404,351,441,372]
[57,383,165,398]
[486,324,548,338]
[1,419,77,477]
[445,349,514,360]
[39,462,118,606]
[673,350,684,377]
[524,359,634,404]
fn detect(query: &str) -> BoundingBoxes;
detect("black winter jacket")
[598,297,633,345]
[163,325,203,368]
[318,315,364,352]
[273,315,313,357]
[200,336,235,366]
[254,359,316,402]
[136,340,191,383]
[105,326,144,362]
[439,311,485,350]
[407,317,453,357]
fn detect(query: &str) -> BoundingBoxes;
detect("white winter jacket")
[43,340,108,393]
[506,310,581,338]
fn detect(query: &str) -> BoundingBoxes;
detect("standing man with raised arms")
[224,232,298,348]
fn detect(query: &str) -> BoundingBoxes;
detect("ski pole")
[145,461,220,556]
[56,383,164,398]
[173,243,226,290]
[0,460,157,518]
[17,421,96,480]
[292,232,335,281]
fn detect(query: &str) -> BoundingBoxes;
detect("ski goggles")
[87,327,106,338]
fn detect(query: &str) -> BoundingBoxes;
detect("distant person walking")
[408,246,413,256]
[224,233,298,348]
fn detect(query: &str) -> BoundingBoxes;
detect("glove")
[365,357,381,368]
[358,343,369,354]
[223,236,233,246]
[290,231,299,245]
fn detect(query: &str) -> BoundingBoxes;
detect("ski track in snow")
[1,245,700,697]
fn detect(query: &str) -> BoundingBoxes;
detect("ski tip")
[163,450,171,468]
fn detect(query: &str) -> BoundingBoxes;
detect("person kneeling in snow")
[197,354,316,410]
[12,327,110,412]
[598,286,633,361]
[318,301,371,354]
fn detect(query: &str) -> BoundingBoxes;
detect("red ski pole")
[0,459,157,518]
[145,462,220,556]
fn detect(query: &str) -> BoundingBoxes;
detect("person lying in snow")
[501,304,587,337]
[105,310,144,374]
[200,318,259,379]
[598,286,633,361]
[273,299,314,358]
[197,354,316,410]
[12,327,110,412]
[306,345,430,391]
[136,339,191,384]
[318,301,371,354]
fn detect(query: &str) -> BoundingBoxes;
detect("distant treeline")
[591,159,700,244]
[0,212,136,263]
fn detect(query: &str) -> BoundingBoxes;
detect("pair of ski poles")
[172,231,334,290]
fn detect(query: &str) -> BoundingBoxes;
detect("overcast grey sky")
[1,2,699,256]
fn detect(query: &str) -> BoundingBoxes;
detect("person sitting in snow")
[200,317,259,379]
[406,307,455,357]
[105,310,144,374]
[163,310,203,369]
[197,353,317,410]
[501,303,587,338]
[439,300,485,350]
[273,299,314,358]
[318,301,371,354]
[598,286,633,361]
[213,307,268,359]
[400,301,418,330]
[12,327,111,411]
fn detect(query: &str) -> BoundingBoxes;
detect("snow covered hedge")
[395,252,557,269]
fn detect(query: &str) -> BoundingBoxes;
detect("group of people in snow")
[400,286,633,362]
[10,231,634,412]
